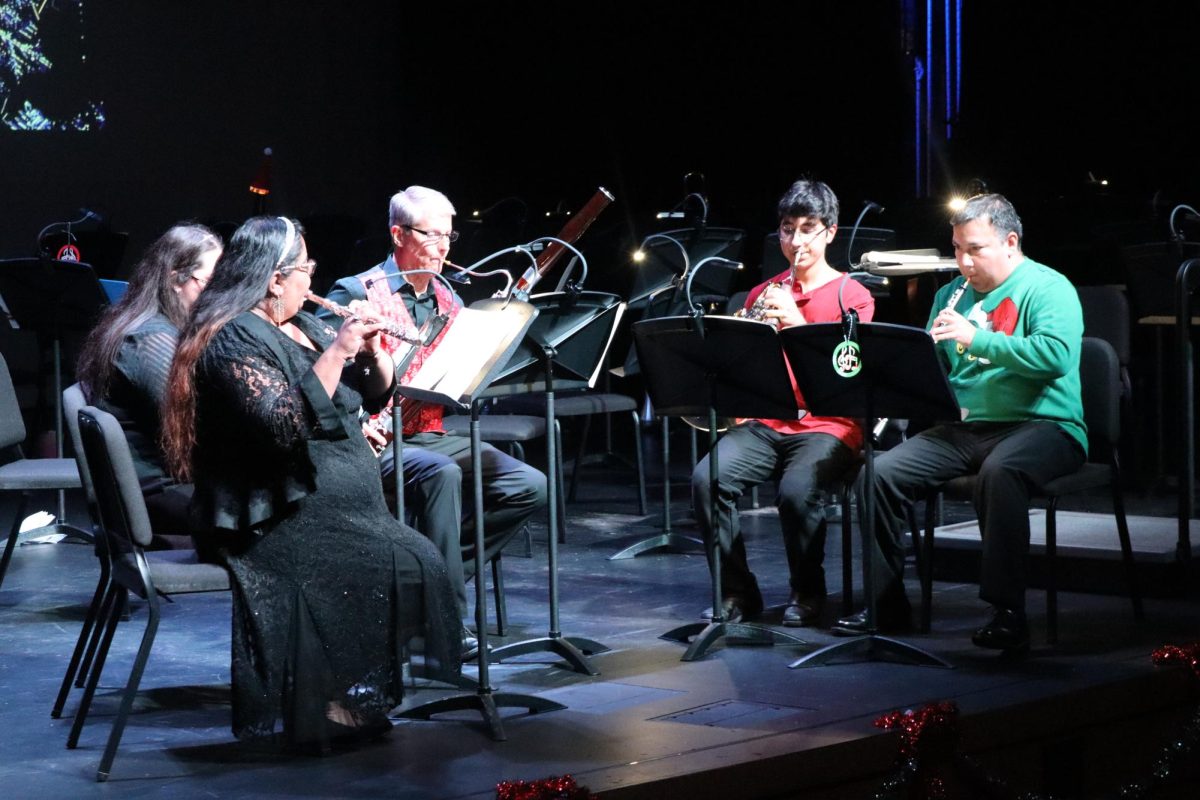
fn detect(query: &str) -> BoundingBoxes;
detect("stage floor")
[2,448,1199,799]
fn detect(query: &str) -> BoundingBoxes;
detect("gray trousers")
[691,422,857,603]
[379,430,548,617]
[862,420,1084,613]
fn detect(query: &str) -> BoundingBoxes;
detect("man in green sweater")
[833,193,1086,651]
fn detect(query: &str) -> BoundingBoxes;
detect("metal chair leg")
[631,410,647,515]
[1046,498,1058,646]
[492,554,508,636]
[52,558,111,718]
[96,591,161,781]
[0,492,30,590]
[68,583,123,749]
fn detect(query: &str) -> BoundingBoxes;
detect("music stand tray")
[634,315,811,661]
[779,322,958,669]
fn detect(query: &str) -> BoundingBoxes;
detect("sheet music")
[589,302,626,387]
[405,305,529,401]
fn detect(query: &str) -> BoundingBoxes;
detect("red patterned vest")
[359,265,460,435]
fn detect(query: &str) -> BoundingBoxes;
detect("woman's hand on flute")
[330,301,385,360]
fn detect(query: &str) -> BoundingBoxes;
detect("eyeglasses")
[281,259,317,277]
[404,225,459,244]
[190,274,210,287]
[779,224,830,246]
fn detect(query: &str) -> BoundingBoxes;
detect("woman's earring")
[272,295,285,323]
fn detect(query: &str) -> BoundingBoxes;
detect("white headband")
[276,217,295,268]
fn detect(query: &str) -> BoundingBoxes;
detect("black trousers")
[862,420,1085,613]
[379,431,548,618]
[691,422,857,603]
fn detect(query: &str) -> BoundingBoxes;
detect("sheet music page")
[407,306,524,399]
[589,302,626,387]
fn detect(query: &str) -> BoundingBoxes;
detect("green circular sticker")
[832,340,862,378]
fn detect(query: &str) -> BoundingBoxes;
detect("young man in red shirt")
[692,179,873,626]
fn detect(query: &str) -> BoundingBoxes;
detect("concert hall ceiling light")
[632,249,647,263]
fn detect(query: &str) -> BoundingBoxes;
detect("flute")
[305,292,423,345]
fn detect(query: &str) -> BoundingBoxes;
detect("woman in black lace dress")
[162,216,460,749]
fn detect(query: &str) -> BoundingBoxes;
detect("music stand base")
[403,662,480,690]
[395,689,566,741]
[662,621,809,662]
[491,635,601,676]
[609,533,704,560]
[564,636,611,655]
[787,634,952,669]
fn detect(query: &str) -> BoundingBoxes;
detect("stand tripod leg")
[491,636,599,676]
[788,635,951,669]
[661,620,809,662]
[608,532,704,560]
[396,688,567,742]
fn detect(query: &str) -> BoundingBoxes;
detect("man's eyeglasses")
[282,259,317,277]
[779,224,829,246]
[190,274,210,287]
[404,225,459,244]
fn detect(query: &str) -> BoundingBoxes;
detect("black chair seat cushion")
[0,458,81,490]
[937,463,1109,504]
[496,392,637,417]
[443,415,546,442]
[113,550,231,598]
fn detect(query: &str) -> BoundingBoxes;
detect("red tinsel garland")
[1152,642,1200,681]
[496,774,597,800]
[874,700,960,760]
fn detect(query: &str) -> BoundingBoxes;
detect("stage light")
[249,147,272,196]
[632,250,646,263]
[947,196,967,212]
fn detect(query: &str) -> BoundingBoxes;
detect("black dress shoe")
[971,607,1029,652]
[831,604,912,637]
[700,595,764,624]
[782,594,824,627]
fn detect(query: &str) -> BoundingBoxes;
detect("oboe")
[305,292,424,345]
[942,279,968,316]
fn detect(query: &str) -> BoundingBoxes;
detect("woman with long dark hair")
[162,216,459,749]
[77,223,220,475]
[76,223,221,545]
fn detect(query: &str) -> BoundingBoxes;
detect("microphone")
[683,256,743,318]
[1170,204,1200,242]
[846,200,886,270]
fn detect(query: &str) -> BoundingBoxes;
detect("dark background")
[2,2,1199,289]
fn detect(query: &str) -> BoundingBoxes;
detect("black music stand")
[482,290,627,676]
[394,297,565,740]
[634,315,810,661]
[0,258,108,539]
[779,321,957,669]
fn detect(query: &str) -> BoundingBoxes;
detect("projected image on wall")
[1,1,104,131]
